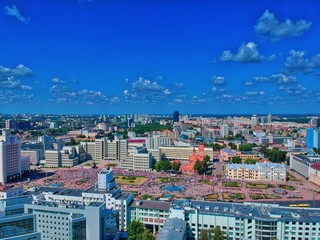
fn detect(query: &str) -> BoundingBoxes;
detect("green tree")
[204,155,210,162]
[155,161,161,172]
[194,160,203,173]
[171,161,181,171]
[151,157,156,170]
[200,229,213,240]
[213,226,224,240]
[244,158,259,164]
[127,220,144,240]
[141,228,153,240]
[161,160,172,171]
[231,156,242,164]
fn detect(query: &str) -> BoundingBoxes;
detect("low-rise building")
[121,153,152,171]
[157,217,187,240]
[310,163,320,186]
[226,162,286,181]
[290,155,320,179]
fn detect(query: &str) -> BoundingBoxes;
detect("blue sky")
[0,0,320,114]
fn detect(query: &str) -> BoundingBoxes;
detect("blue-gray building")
[306,128,320,149]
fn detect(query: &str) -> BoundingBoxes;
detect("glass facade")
[0,216,34,238]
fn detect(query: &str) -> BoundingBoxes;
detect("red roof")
[311,163,320,171]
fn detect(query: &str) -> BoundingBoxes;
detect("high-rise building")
[267,114,272,123]
[306,128,320,149]
[310,117,318,128]
[173,111,180,123]
[220,124,229,138]
[251,114,258,125]
[0,129,22,184]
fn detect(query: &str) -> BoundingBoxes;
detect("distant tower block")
[173,111,180,123]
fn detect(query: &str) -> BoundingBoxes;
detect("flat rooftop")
[171,200,320,222]
[130,200,171,211]
[24,187,64,196]
[57,188,83,197]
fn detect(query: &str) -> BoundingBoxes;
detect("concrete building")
[105,139,128,162]
[157,218,187,240]
[169,199,320,240]
[21,150,41,166]
[25,201,106,240]
[44,147,78,168]
[220,124,229,138]
[0,214,41,240]
[145,134,170,150]
[159,146,213,163]
[226,162,286,181]
[310,163,320,186]
[34,168,134,231]
[0,185,24,199]
[0,129,23,184]
[290,155,320,179]
[121,153,152,171]
[130,200,171,234]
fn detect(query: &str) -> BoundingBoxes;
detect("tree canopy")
[260,146,287,163]
[231,156,242,164]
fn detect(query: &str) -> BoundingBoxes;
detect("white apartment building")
[0,129,23,184]
[226,162,286,181]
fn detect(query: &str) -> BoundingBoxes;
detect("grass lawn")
[279,184,296,191]
[156,177,183,183]
[223,181,242,188]
[114,175,147,185]
[286,171,301,182]
[140,194,154,200]
[200,179,212,185]
[223,192,244,200]
[250,193,282,200]
[247,183,275,189]
[204,193,219,200]
[106,163,118,168]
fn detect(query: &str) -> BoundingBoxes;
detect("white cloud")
[255,10,312,41]
[124,77,171,103]
[0,64,33,77]
[253,73,298,85]
[4,5,29,24]
[284,50,320,73]
[0,65,33,90]
[174,82,184,88]
[50,77,110,105]
[220,42,272,63]
[244,81,253,86]
[212,76,225,85]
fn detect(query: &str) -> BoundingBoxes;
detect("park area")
[114,176,148,185]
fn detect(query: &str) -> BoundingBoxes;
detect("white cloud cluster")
[255,10,312,41]
[124,77,171,103]
[220,42,274,63]
[0,64,33,90]
[212,76,225,85]
[4,5,29,24]
[0,64,33,77]
[253,73,298,85]
[284,50,320,73]
[0,90,35,105]
[50,77,110,105]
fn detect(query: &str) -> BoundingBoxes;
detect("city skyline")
[1,1,320,114]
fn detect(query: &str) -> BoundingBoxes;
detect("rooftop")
[311,162,320,171]
[171,200,320,222]
[57,188,83,197]
[130,200,171,211]
[158,218,186,240]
